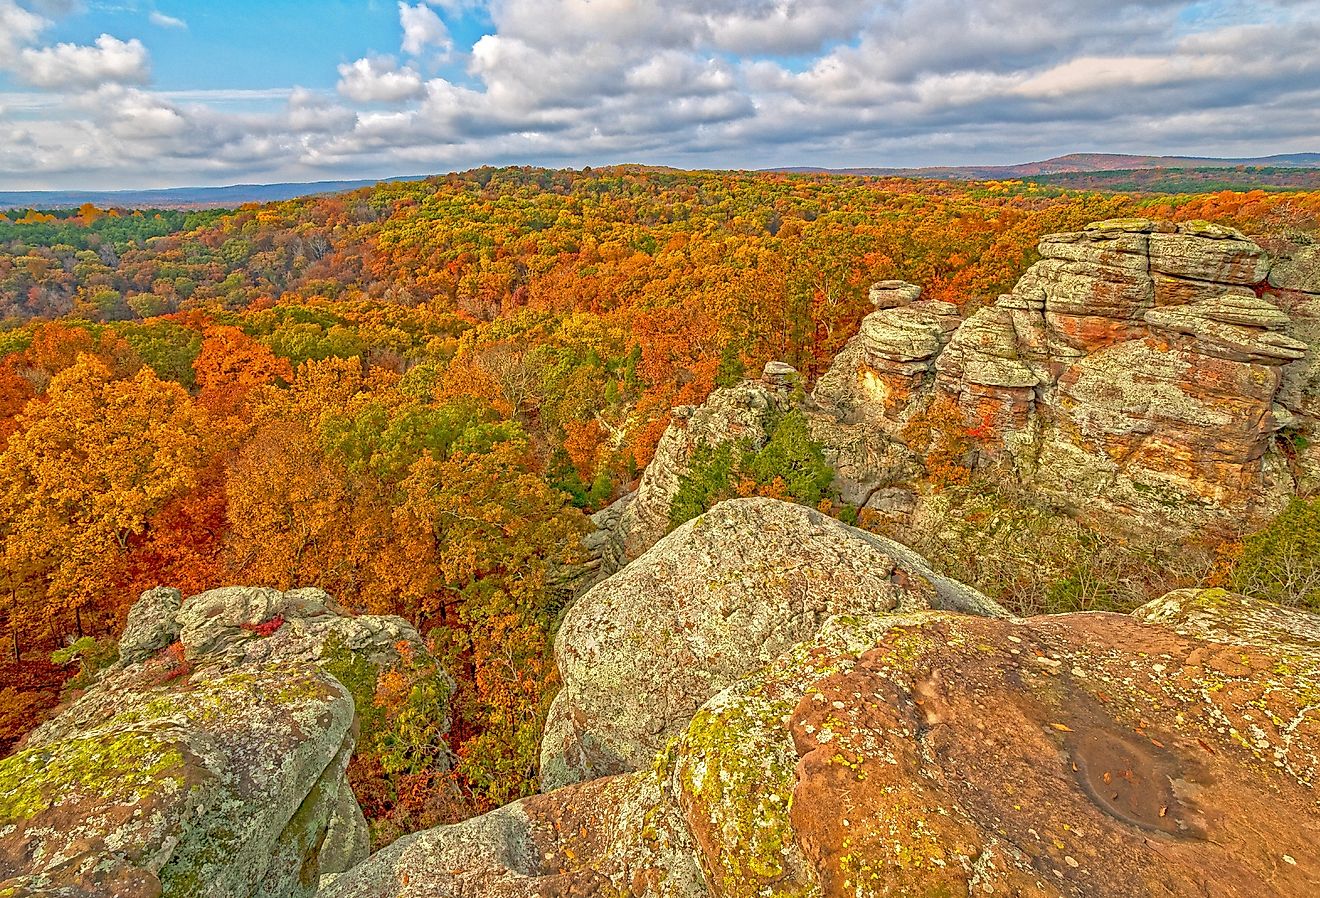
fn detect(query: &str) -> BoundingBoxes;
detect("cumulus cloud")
[19,34,150,90]
[337,56,426,103]
[5,0,1320,188]
[399,1,451,57]
[0,0,46,57]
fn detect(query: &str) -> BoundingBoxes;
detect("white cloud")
[287,87,357,132]
[399,1,451,57]
[0,0,47,57]
[148,10,187,29]
[5,0,1320,188]
[337,56,426,103]
[19,34,150,90]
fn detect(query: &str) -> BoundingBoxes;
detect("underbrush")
[1231,496,1320,611]
[863,480,1225,616]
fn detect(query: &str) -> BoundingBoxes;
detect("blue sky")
[29,2,484,92]
[2,0,1319,189]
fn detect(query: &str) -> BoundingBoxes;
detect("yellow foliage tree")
[0,356,205,641]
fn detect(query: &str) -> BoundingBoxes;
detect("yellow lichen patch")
[0,730,185,822]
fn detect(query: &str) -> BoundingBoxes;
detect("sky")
[1,0,1320,189]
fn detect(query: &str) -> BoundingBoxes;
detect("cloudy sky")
[1,0,1319,189]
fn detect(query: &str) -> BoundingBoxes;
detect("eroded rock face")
[541,498,1004,790]
[591,380,791,577]
[768,592,1320,897]
[804,219,1317,532]
[318,768,708,898]
[0,586,436,898]
[328,572,1320,898]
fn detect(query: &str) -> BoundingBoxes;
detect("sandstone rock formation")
[542,498,1004,790]
[807,218,1320,532]
[325,533,1320,898]
[587,380,794,576]
[0,586,440,898]
[588,220,1319,581]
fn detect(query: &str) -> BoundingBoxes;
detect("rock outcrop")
[0,586,441,898]
[588,379,795,575]
[541,498,1004,790]
[325,497,1320,898]
[806,218,1319,532]
[587,220,1319,579]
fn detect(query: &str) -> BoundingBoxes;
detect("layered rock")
[812,290,961,421]
[1266,238,1320,490]
[803,219,1318,531]
[319,767,708,898]
[326,502,1320,898]
[0,586,439,898]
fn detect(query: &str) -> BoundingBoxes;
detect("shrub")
[668,442,740,529]
[1232,498,1320,610]
[50,636,119,696]
[240,614,285,638]
[900,395,974,489]
[743,411,835,508]
[149,641,191,684]
[866,479,1218,616]
[668,409,834,530]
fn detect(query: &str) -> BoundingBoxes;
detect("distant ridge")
[6,153,1320,210]
[0,175,432,210]
[774,152,1320,180]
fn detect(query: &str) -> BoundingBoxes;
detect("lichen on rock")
[0,585,440,898]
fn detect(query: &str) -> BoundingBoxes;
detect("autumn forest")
[2,166,1319,842]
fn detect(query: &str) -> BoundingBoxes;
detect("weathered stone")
[1145,299,1306,364]
[1278,294,1320,420]
[334,588,1320,898]
[0,586,440,898]
[598,380,785,569]
[812,302,960,424]
[760,360,797,389]
[320,778,372,879]
[1269,241,1320,295]
[1083,217,1162,234]
[868,279,922,308]
[804,411,922,507]
[115,585,182,666]
[857,304,953,361]
[1052,339,1284,508]
[1014,258,1155,319]
[1149,228,1271,285]
[541,497,1003,789]
[1038,229,1150,271]
[319,765,708,898]
[772,598,1320,897]
[0,663,355,898]
[936,306,1042,389]
[1153,274,1256,308]
[176,586,427,671]
[1044,310,1148,355]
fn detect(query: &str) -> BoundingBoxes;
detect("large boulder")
[858,219,1313,533]
[0,586,440,898]
[540,497,1004,790]
[1044,338,1288,513]
[813,292,961,420]
[318,767,708,898]
[327,587,1320,898]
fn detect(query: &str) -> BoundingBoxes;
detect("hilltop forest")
[2,167,1318,842]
